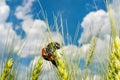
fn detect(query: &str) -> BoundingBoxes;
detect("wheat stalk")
[106,0,116,39]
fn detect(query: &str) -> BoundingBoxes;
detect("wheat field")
[0,0,120,80]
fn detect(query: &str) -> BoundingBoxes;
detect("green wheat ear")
[106,1,120,80]
[107,1,116,39]
[55,52,69,80]
[84,36,97,80]
[86,36,97,68]
[107,36,120,80]
[0,58,13,80]
[9,72,14,80]
[30,57,43,80]
[85,27,101,68]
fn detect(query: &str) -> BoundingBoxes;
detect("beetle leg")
[42,48,49,60]
[51,60,57,67]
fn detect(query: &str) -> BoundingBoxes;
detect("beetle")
[42,42,60,66]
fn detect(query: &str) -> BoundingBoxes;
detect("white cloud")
[80,44,90,58]
[78,9,112,64]
[0,23,21,56]
[15,0,35,20]
[0,0,10,23]
[0,1,20,56]
[79,10,110,44]
[62,45,81,58]
[94,36,110,62]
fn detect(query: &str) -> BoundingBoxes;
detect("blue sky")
[6,0,106,45]
[2,0,120,79]
[0,0,112,75]
[39,0,106,45]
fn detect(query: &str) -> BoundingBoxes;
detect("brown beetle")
[42,42,60,66]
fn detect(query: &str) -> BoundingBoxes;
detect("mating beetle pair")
[42,42,61,66]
